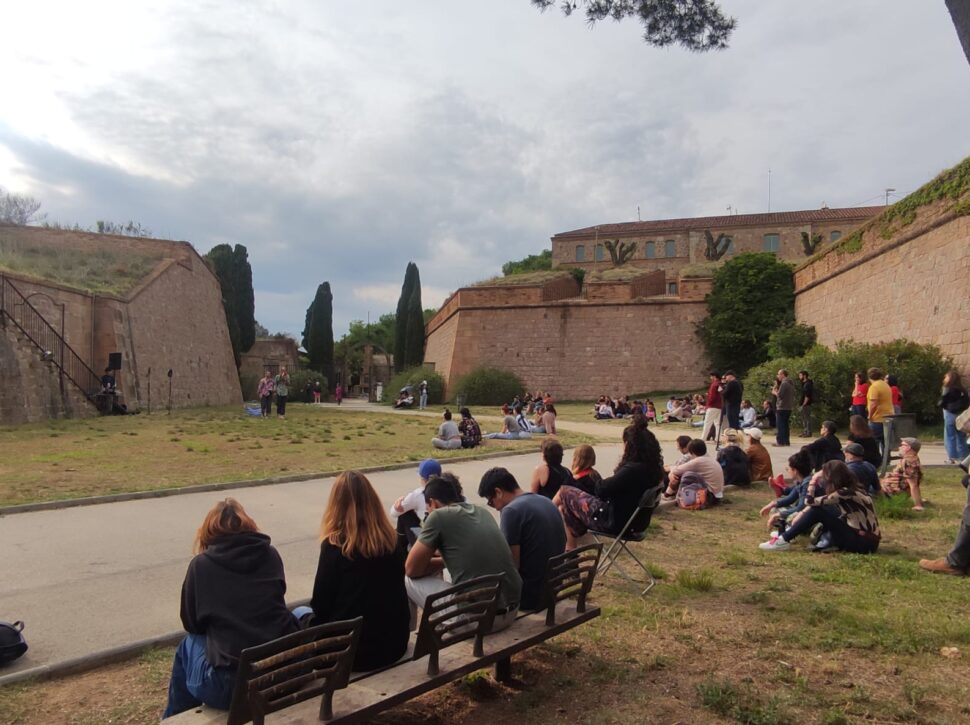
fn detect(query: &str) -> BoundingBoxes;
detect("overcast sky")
[2,1,969,338]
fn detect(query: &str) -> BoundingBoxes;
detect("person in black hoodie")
[163,498,297,719]
[802,420,845,472]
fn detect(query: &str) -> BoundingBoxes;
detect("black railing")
[0,274,101,400]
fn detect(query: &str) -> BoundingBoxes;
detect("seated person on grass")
[759,451,813,538]
[457,407,483,449]
[843,442,880,497]
[881,437,925,511]
[530,438,575,500]
[740,399,757,429]
[431,409,463,450]
[478,467,566,612]
[717,429,751,486]
[802,420,845,472]
[757,399,776,429]
[662,439,724,502]
[745,427,773,482]
[405,476,522,632]
[760,460,880,554]
[532,403,558,435]
[484,404,531,440]
[594,397,615,419]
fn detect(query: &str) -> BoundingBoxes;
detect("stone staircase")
[0,324,96,425]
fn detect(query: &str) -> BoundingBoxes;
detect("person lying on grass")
[759,460,881,553]
[880,437,925,511]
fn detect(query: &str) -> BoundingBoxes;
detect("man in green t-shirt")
[405,477,522,632]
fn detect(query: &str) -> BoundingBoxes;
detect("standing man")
[477,467,566,612]
[419,380,429,410]
[772,369,795,447]
[703,371,723,443]
[798,370,815,438]
[722,370,744,431]
[274,366,290,420]
[866,367,894,455]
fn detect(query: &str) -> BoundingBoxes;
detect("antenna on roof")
[885,188,896,205]
[767,168,772,212]
[637,205,641,221]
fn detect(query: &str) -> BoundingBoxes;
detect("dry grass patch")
[0,405,594,506]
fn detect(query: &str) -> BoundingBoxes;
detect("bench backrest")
[542,543,602,626]
[226,617,363,725]
[412,574,502,676]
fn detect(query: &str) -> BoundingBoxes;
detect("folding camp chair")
[588,486,662,595]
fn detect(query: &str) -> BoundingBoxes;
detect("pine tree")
[302,282,335,388]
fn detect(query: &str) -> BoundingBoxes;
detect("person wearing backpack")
[662,439,724,504]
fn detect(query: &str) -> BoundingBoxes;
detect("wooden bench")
[166,543,602,724]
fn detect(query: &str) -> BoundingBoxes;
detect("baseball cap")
[418,458,442,480]
[745,427,763,441]
[843,442,865,457]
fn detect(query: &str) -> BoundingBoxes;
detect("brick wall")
[585,270,665,302]
[425,298,709,399]
[795,208,970,375]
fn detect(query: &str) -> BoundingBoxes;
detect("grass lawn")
[3,470,968,724]
[0,405,596,507]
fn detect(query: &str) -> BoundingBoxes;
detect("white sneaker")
[759,536,790,551]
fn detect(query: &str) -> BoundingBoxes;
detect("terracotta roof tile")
[552,206,885,239]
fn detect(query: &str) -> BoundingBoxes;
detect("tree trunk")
[947,0,970,68]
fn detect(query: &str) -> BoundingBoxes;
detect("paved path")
[0,401,951,680]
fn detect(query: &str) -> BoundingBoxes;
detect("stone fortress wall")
[794,199,970,376]
[0,225,241,419]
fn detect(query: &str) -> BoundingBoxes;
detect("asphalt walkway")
[0,401,951,683]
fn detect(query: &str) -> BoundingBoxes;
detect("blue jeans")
[943,410,969,461]
[869,421,885,456]
[163,634,236,718]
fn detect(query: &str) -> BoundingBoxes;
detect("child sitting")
[880,437,925,510]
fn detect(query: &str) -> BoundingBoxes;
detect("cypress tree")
[234,244,256,354]
[404,265,425,368]
[394,263,417,372]
[302,282,335,388]
[206,243,242,368]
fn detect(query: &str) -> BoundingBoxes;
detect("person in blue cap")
[389,458,442,545]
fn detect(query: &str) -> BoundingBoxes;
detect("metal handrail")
[0,274,101,400]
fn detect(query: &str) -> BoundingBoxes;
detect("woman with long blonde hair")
[309,471,409,671]
[164,498,297,718]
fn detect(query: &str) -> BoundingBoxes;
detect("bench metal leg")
[495,656,512,683]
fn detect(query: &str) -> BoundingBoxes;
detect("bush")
[743,339,950,427]
[285,368,327,403]
[388,366,445,406]
[767,323,817,359]
[452,367,524,406]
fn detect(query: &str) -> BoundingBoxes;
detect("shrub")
[767,323,817,359]
[452,367,524,406]
[285,368,327,403]
[743,339,950,427]
[388,366,445,406]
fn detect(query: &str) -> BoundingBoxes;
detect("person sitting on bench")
[300,471,409,671]
[477,467,566,612]
[530,438,575,500]
[163,498,299,718]
[389,458,440,548]
[404,477,522,632]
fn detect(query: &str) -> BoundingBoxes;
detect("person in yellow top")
[866,367,895,454]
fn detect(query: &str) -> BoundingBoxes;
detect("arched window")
[575,244,586,262]
[664,240,676,257]
[763,233,780,253]
[644,241,656,258]
[830,230,842,242]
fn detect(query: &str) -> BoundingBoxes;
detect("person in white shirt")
[740,399,757,429]
[389,458,441,541]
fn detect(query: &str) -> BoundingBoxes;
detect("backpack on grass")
[0,621,27,665]
[677,472,713,511]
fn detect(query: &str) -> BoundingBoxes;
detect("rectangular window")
[666,282,678,295]
[575,244,586,262]
[594,244,605,261]
[763,233,780,253]
[830,230,842,241]
[725,237,735,255]
[644,241,655,259]
[664,240,676,258]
